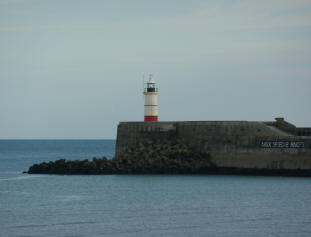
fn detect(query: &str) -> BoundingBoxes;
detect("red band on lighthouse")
[144,116,158,122]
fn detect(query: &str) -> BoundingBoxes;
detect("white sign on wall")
[261,141,305,148]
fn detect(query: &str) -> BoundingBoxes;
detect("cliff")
[116,120,311,171]
[27,119,311,176]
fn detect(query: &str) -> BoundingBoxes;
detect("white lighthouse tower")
[144,75,159,122]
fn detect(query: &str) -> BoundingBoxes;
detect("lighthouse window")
[148,83,155,88]
[147,87,156,92]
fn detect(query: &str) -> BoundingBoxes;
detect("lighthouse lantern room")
[144,75,159,122]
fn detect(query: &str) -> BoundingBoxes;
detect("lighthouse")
[144,75,159,122]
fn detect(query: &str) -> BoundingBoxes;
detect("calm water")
[1,140,311,237]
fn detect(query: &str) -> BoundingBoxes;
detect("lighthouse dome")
[148,78,155,84]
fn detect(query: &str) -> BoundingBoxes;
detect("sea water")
[1,140,311,237]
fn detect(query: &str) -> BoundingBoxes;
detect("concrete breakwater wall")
[116,121,311,170]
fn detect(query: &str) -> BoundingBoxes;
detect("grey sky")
[1,0,311,139]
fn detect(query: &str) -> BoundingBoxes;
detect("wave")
[0,174,44,182]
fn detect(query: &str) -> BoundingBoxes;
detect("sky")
[1,0,311,139]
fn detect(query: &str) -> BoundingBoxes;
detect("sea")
[1,140,311,237]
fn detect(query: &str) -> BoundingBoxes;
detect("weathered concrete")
[116,120,311,171]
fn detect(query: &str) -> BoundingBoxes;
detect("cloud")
[148,0,311,30]
[1,0,311,33]
[0,0,26,4]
